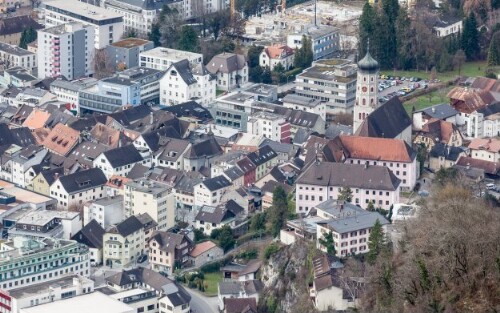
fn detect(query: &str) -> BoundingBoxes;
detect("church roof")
[357,50,379,73]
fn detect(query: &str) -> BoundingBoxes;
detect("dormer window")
[171,70,177,76]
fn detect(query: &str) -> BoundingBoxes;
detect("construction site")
[242,0,364,49]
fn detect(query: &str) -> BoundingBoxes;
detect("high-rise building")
[37,22,94,80]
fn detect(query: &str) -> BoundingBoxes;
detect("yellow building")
[28,168,64,196]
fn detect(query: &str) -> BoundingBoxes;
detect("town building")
[0,15,43,46]
[83,195,125,228]
[315,200,389,257]
[49,168,108,209]
[412,103,458,131]
[103,215,146,267]
[102,0,172,38]
[37,22,95,80]
[18,292,134,313]
[0,237,90,291]
[432,15,462,37]
[148,231,193,275]
[217,280,263,311]
[0,43,36,73]
[324,135,419,191]
[222,298,257,313]
[8,209,81,240]
[124,178,175,231]
[108,288,158,313]
[296,162,401,213]
[179,0,225,20]
[246,111,291,143]
[206,53,248,91]
[139,47,203,71]
[50,78,98,115]
[195,202,244,236]
[43,0,124,49]
[295,58,357,119]
[466,102,500,138]
[414,119,463,151]
[183,136,224,172]
[259,44,294,70]
[0,275,94,313]
[72,219,106,266]
[429,143,466,171]
[468,137,500,162]
[447,86,496,128]
[159,59,216,106]
[94,145,146,179]
[106,38,154,70]
[188,241,224,268]
[28,168,64,196]
[193,175,232,208]
[287,25,340,60]
[282,94,326,121]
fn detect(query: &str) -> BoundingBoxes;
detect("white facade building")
[193,175,232,209]
[139,47,203,71]
[37,22,95,80]
[0,43,36,73]
[43,0,124,49]
[83,196,125,228]
[159,60,216,106]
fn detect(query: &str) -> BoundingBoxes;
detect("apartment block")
[43,0,124,49]
[287,25,340,60]
[103,215,146,267]
[50,78,98,115]
[37,22,95,80]
[106,38,154,70]
[247,111,291,143]
[0,237,90,291]
[295,59,357,119]
[0,43,36,73]
[139,47,203,71]
[0,275,94,313]
[124,178,175,231]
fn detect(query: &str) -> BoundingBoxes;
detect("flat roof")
[17,210,79,226]
[299,65,356,82]
[0,42,34,56]
[42,22,85,35]
[20,292,134,313]
[243,83,277,96]
[8,275,92,298]
[44,0,123,21]
[0,180,54,204]
[112,38,151,48]
[140,47,202,60]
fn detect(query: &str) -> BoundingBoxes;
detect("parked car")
[137,254,148,263]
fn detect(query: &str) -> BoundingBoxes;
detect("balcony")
[53,62,60,68]
[53,50,60,56]
[53,45,60,50]
[52,56,60,62]
[52,38,60,44]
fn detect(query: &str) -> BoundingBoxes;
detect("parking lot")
[377,76,433,104]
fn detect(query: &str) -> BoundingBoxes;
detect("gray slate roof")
[202,175,231,191]
[103,144,143,167]
[416,103,458,120]
[58,168,107,193]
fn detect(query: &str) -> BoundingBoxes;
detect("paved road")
[186,288,219,313]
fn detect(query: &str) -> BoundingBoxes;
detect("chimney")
[432,107,436,113]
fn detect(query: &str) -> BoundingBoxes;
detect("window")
[147,304,155,311]
[138,308,144,313]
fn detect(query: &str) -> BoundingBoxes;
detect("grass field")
[381,61,487,83]
[203,272,222,296]
[402,86,454,115]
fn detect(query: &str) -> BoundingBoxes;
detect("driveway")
[185,288,219,313]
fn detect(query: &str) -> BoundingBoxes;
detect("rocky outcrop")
[259,242,317,313]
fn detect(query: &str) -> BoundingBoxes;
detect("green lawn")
[381,61,487,83]
[202,272,222,296]
[403,86,453,115]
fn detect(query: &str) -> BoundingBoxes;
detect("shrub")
[264,243,280,260]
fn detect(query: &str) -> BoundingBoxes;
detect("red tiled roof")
[338,135,415,162]
[468,137,500,153]
[42,123,80,156]
[22,109,51,130]
[265,45,294,59]
[189,241,218,257]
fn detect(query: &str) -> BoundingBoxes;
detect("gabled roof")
[195,205,235,224]
[418,119,459,143]
[356,97,412,139]
[40,167,65,186]
[161,101,213,123]
[206,53,246,74]
[108,215,144,237]
[90,123,130,148]
[68,141,109,168]
[329,135,416,163]
[297,162,401,191]
[247,145,277,166]
[0,124,35,148]
[102,145,143,168]
[429,143,464,161]
[58,168,107,193]
[148,230,191,253]
[0,15,43,36]
[224,298,258,313]
[468,137,500,153]
[476,101,500,117]
[237,157,256,173]
[141,127,182,152]
[447,87,496,113]
[167,59,197,85]
[456,156,500,175]
[185,137,223,159]
[416,103,458,120]
[201,175,231,191]
[223,166,245,181]
[189,240,219,257]
[72,219,105,249]
[264,44,294,59]
[42,123,80,156]
[471,76,500,93]
[218,280,264,296]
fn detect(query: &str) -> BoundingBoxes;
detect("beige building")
[103,215,146,267]
[0,16,43,46]
[148,231,193,275]
[468,137,500,162]
[124,178,175,231]
[28,168,63,196]
[189,241,223,268]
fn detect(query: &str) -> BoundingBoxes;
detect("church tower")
[353,43,380,133]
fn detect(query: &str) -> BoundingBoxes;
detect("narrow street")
[185,288,219,313]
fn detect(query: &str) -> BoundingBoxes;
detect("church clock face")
[362,86,367,92]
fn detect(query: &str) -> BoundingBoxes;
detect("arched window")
[371,87,373,92]
[371,77,374,81]
[362,98,366,106]
[359,113,362,119]
[363,77,366,82]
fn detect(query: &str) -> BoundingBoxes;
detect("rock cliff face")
[259,242,317,313]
